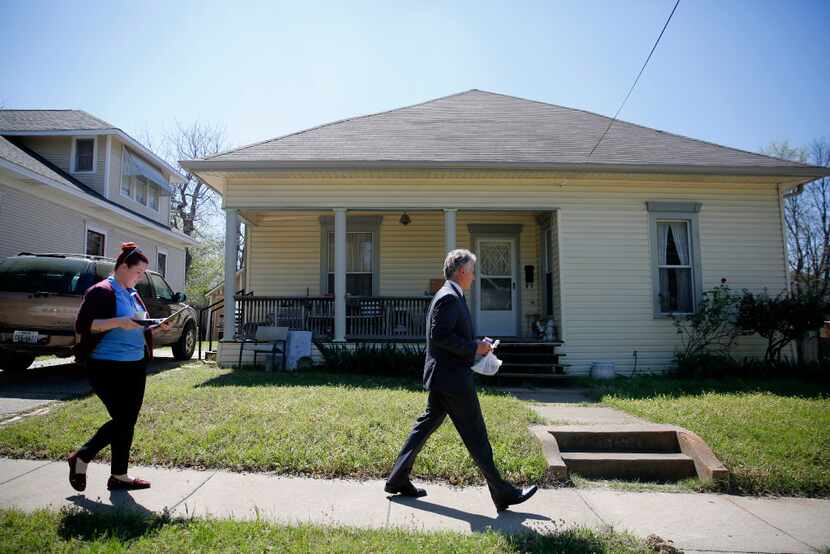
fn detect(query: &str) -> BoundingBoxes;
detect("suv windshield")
[0,257,97,295]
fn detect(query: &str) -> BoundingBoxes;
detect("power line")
[588,0,681,158]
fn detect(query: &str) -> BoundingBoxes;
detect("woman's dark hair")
[115,242,149,269]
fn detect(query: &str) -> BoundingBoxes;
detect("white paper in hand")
[472,352,503,376]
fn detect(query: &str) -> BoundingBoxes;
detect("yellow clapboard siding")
[232,174,788,375]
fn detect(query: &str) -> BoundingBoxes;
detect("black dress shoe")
[384,481,427,498]
[495,485,538,512]
[67,452,86,492]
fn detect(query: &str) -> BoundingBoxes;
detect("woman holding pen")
[67,242,171,491]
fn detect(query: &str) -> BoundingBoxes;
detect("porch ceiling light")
[399,212,412,226]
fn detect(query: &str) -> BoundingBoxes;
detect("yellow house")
[181,90,829,374]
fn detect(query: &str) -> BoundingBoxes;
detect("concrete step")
[561,452,697,481]
[551,427,680,453]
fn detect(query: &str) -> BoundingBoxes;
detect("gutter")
[179,159,830,179]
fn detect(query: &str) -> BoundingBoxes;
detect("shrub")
[672,279,740,359]
[317,343,425,378]
[736,287,829,366]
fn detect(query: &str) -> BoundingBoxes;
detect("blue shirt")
[91,276,146,362]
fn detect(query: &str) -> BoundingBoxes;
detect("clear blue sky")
[1,0,828,156]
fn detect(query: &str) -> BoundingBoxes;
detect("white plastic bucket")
[590,361,616,380]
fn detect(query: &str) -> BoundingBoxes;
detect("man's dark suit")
[386,281,516,503]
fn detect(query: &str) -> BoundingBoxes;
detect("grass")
[590,376,830,497]
[0,508,651,554]
[0,363,547,486]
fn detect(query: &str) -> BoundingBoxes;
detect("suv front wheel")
[0,351,36,372]
[172,321,196,361]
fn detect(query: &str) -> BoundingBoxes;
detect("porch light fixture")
[399,212,411,226]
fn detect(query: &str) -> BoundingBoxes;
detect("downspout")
[778,181,806,363]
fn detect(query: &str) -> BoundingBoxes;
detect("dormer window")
[72,138,95,173]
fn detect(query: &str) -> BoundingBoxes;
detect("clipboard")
[133,307,188,327]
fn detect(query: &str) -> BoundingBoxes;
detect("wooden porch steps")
[481,340,568,382]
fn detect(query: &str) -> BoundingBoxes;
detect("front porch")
[217,207,564,367]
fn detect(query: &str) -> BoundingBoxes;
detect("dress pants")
[387,386,515,502]
[77,358,147,475]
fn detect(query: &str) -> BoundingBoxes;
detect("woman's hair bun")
[121,242,138,252]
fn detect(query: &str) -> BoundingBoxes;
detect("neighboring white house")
[181,89,830,374]
[0,110,196,291]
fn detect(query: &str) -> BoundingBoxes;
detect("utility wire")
[588,0,681,158]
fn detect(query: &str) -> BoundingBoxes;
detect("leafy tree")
[763,139,830,298]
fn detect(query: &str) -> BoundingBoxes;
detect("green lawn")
[0,364,546,486]
[592,376,830,497]
[0,508,650,554]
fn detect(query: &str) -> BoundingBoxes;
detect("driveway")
[0,351,191,423]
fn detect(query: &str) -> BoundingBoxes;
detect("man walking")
[385,249,538,512]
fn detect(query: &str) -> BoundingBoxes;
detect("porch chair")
[237,325,288,371]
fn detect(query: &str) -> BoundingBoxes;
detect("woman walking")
[67,242,170,491]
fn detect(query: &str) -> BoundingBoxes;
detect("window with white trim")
[86,229,105,256]
[149,186,159,210]
[73,138,94,172]
[647,201,703,316]
[656,220,693,313]
[120,147,163,209]
[326,232,373,296]
[135,176,147,205]
[157,251,167,278]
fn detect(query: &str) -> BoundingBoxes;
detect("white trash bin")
[285,331,313,370]
[590,361,616,380]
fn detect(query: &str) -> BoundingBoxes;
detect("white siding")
[16,135,106,196]
[0,179,186,292]
[0,180,85,257]
[230,173,790,374]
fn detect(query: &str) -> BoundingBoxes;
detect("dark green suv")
[0,253,198,371]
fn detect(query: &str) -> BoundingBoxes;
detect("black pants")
[387,386,515,502]
[77,358,147,475]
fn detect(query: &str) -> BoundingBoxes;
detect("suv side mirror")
[173,292,187,303]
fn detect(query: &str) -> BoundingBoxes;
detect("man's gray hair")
[443,249,477,280]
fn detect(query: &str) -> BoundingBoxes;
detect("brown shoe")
[67,453,86,492]
[107,476,151,491]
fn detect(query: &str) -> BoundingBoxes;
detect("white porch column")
[443,208,457,254]
[334,208,347,342]
[223,208,240,340]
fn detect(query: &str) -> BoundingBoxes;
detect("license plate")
[13,331,40,344]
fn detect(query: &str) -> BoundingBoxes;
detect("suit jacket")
[423,282,477,393]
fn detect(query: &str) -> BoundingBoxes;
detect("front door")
[475,238,518,336]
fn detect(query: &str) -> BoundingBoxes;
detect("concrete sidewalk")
[1,458,828,553]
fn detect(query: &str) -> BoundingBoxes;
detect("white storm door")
[475,238,517,336]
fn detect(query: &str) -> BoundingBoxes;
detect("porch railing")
[234,295,432,341]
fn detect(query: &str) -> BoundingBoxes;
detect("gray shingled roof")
[0,110,115,132]
[0,136,76,187]
[203,89,809,171]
